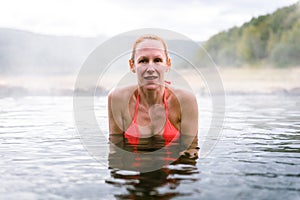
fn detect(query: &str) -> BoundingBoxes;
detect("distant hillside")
[0,28,105,75]
[202,2,300,67]
[0,28,202,76]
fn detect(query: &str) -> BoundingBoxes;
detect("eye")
[154,58,162,63]
[138,58,147,64]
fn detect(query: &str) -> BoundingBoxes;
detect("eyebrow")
[136,54,164,60]
[137,56,147,60]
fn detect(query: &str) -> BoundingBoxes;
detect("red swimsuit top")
[124,90,179,146]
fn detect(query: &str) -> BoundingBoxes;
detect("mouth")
[144,76,158,80]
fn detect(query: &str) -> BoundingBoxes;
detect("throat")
[138,87,165,107]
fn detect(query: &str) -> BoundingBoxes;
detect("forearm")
[180,133,199,149]
[179,134,199,159]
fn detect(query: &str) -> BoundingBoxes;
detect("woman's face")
[130,39,170,90]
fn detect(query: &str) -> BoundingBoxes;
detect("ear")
[129,59,135,73]
[166,57,171,71]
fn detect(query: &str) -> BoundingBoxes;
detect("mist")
[0,29,205,96]
[0,28,106,96]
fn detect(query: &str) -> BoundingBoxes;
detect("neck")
[138,86,165,107]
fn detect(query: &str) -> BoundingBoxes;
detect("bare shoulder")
[169,87,197,105]
[108,85,137,101]
[108,85,137,114]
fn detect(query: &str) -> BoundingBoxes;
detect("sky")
[0,0,299,41]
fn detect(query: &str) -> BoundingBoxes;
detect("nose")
[146,64,155,73]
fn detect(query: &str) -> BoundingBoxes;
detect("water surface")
[0,95,299,199]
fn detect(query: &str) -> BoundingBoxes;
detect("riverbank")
[0,67,300,96]
[219,67,300,94]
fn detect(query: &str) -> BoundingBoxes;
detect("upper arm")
[108,91,124,135]
[180,92,198,137]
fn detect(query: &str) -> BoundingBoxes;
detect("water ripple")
[0,95,299,199]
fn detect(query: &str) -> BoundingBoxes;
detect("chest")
[124,103,180,137]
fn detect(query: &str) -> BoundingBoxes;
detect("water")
[0,95,299,199]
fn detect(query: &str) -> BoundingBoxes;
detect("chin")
[142,84,161,90]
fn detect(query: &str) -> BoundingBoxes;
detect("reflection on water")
[108,133,198,171]
[107,146,198,199]
[0,95,299,199]
[106,164,199,199]
[106,135,199,199]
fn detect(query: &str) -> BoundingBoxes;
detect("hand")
[179,149,198,159]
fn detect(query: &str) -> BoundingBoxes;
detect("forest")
[202,3,300,67]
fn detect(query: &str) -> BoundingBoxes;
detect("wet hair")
[130,34,169,62]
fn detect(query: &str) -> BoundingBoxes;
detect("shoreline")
[180,66,300,95]
[0,67,300,96]
[219,67,300,93]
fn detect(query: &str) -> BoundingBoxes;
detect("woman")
[108,35,198,158]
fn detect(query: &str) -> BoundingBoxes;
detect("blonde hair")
[130,35,169,61]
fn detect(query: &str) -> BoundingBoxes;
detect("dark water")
[0,95,299,199]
